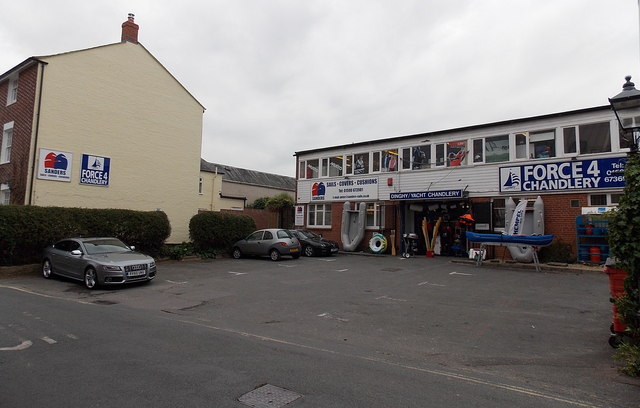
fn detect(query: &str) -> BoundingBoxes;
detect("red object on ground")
[589,246,601,263]
[604,265,628,333]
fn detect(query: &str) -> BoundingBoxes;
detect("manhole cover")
[238,384,302,408]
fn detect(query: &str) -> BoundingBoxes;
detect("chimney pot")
[121,13,139,43]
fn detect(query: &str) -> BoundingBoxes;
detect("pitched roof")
[200,159,295,191]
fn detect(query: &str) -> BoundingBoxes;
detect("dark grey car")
[42,237,156,289]
[232,228,301,261]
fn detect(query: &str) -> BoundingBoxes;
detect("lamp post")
[609,75,640,152]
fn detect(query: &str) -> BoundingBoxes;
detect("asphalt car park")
[1,254,638,407]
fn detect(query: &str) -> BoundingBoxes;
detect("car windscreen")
[83,239,131,255]
[296,230,318,239]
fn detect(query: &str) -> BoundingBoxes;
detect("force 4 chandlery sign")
[80,154,111,186]
[37,149,72,182]
[500,157,627,193]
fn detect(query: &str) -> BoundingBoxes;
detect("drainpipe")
[28,61,46,205]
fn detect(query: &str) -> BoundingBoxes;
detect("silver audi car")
[42,237,156,289]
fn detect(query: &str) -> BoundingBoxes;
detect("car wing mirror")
[70,249,82,256]
[129,245,136,251]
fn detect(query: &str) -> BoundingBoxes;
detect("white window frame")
[1,122,14,164]
[0,183,9,205]
[365,202,384,229]
[308,203,332,227]
[6,75,18,106]
[589,193,622,207]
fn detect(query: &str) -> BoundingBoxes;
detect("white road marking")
[0,340,32,351]
[166,280,188,284]
[66,334,79,340]
[336,269,349,272]
[317,313,349,322]
[228,272,247,276]
[449,272,473,276]
[278,264,296,268]
[376,295,408,302]
[41,336,57,344]
[418,281,446,287]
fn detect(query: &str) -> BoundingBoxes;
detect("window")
[353,153,369,175]
[563,127,577,154]
[372,151,381,172]
[589,193,621,206]
[447,141,467,166]
[401,148,411,170]
[329,156,343,177]
[515,132,528,159]
[247,231,264,241]
[198,177,203,194]
[308,204,332,227]
[0,183,9,205]
[485,135,509,163]
[321,158,328,177]
[411,145,430,169]
[303,159,319,179]
[344,155,353,175]
[472,139,483,163]
[381,149,398,172]
[366,203,384,228]
[1,122,13,164]
[6,75,17,105]
[530,130,555,159]
[435,144,445,166]
[492,198,506,230]
[579,122,611,154]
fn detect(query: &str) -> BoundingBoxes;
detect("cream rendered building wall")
[31,42,203,243]
[223,181,294,206]
[198,171,245,211]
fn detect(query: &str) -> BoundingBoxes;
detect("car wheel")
[303,246,315,257]
[84,267,98,290]
[232,247,242,259]
[42,259,53,279]
[269,249,281,261]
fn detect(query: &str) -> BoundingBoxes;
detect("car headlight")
[103,265,123,272]
[149,261,156,268]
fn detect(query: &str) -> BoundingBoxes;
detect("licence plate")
[290,248,299,253]
[126,270,146,277]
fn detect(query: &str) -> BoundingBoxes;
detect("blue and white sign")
[80,154,111,186]
[500,157,627,193]
[390,189,463,200]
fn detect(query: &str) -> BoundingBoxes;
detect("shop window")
[1,122,13,164]
[579,122,611,154]
[411,145,430,169]
[485,135,509,163]
[372,151,381,172]
[492,198,506,230]
[6,75,17,106]
[366,203,384,228]
[530,130,555,159]
[381,149,398,172]
[563,127,577,154]
[435,144,445,166]
[447,141,467,166]
[515,132,528,159]
[0,183,9,205]
[472,139,483,163]
[308,204,332,227]
[329,156,343,177]
[353,153,369,175]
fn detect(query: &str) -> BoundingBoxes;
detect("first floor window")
[308,204,332,227]
[1,122,13,164]
[579,122,611,154]
[0,183,9,205]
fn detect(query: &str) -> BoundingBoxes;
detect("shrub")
[0,206,170,265]
[189,212,255,253]
[538,239,574,264]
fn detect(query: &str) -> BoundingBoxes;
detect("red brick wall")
[221,208,279,230]
[0,63,39,205]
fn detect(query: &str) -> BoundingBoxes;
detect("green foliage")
[538,239,574,264]
[608,152,640,375]
[0,206,171,265]
[265,193,294,210]
[614,343,640,377]
[163,242,193,261]
[248,197,270,209]
[189,211,255,253]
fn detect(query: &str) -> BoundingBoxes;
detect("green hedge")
[0,205,171,266]
[189,212,255,253]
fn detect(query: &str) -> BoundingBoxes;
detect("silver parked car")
[232,228,301,261]
[42,237,156,289]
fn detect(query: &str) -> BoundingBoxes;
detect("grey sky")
[1,1,638,176]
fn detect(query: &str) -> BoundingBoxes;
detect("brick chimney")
[121,13,139,43]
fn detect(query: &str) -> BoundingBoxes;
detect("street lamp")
[609,75,640,152]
